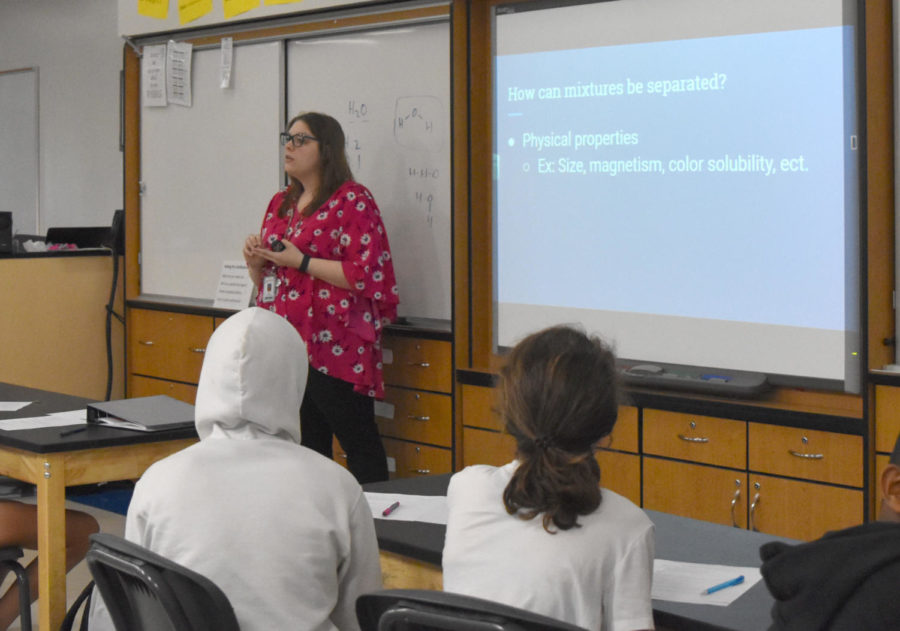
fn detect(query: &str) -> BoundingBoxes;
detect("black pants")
[300,367,389,484]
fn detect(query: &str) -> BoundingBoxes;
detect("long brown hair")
[500,325,620,533]
[278,112,354,218]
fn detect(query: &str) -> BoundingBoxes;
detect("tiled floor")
[5,500,126,631]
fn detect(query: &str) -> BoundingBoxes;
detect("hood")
[760,521,900,631]
[194,307,307,443]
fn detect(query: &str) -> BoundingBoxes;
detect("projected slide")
[494,24,858,384]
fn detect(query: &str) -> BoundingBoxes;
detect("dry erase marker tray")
[618,361,769,398]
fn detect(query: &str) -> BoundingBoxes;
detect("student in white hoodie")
[89,307,382,631]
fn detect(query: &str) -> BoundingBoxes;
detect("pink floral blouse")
[255,181,399,398]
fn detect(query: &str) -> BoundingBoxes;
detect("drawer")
[748,474,863,541]
[610,406,638,453]
[643,409,746,469]
[596,450,641,506]
[461,384,502,432]
[376,387,451,447]
[382,437,452,479]
[875,385,900,454]
[748,423,863,487]
[128,375,198,404]
[382,336,452,393]
[129,310,214,384]
[462,427,516,467]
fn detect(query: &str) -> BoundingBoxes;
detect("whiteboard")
[287,21,451,320]
[140,41,283,298]
[0,68,39,234]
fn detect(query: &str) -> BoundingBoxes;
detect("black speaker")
[103,209,125,254]
[0,212,11,254]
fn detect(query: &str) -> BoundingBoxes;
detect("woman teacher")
[243,112,399,483]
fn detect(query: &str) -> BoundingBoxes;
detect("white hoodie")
[89,307,382,631]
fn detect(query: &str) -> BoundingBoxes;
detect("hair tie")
[534,435,555,450]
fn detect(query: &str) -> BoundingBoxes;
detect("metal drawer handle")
[410,468,431,475]
[407,415,431,422]
[788,449,824,459]
[138,340,155,346]
[730,480,741,528]
[407,362,431,368]
[677,433,709,443]
[188,347,206,354]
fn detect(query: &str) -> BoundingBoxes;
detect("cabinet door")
[462,427,515,467]
[875,386,900,454]
[643,410,746,469]
[382,337,452,393]
[644,457,747,528]
[382,437,452,479]
[611,406,639,453]
[748,473,862,541]
[461,384,502,432]
[376,387,452,447]
[128,310,214,384]
[128,375,198,404]
[596,450,641,506]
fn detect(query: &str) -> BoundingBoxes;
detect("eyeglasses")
[280,132,318,148]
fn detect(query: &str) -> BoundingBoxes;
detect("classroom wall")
[0,0,123,233]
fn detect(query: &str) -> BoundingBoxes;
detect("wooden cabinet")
[875,385,900,454]
[642,409,745,469]
[378,334,453,478]
[376,387,452,447]
[597,450,641,506]
[127,308,216,402]
[382,337,452,393]
[748,423,862,487]
[641,406,864,540]
[747,474,862,541]
[382,437,453,477]
[644,457,748,528]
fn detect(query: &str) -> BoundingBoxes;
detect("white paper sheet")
[652,559,762,606]
[0,415,84,431]
[0,409,86,431]
[142,44,167,107]
[48,409,88,423]
[365,492,448,525]
[166,40,193,107]
[0,402,32,412]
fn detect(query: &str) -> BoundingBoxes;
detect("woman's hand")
[243,234,265,287]
[252,238,305,269]
[253,239,352,289]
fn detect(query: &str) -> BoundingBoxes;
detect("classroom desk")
[365,474,795,631]
[0,382,196,631]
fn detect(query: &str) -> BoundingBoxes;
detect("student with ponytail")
[442,325,654,631]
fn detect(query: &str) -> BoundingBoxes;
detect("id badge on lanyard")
[262,274,277,302]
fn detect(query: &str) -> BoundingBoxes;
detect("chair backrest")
[86,533,240,631]
[356,589,590,631]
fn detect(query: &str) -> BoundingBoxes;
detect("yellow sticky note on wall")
[264,0,303,5]
[179,0,212,24]
[224,0,259,18]
[138,0,168,19]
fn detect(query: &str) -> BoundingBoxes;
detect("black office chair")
[85,533,239,631]
[0,546,31,631]
[356,589,589,631]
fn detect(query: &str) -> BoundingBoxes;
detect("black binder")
[87,395,195,432]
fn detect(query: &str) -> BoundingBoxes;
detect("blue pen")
[702,575,744,595]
